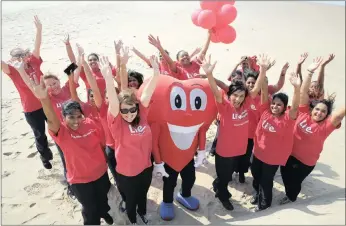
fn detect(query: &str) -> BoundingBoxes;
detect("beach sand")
[1,1,345,225]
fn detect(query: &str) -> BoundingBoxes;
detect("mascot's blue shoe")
[159,202,175,221]
[176,192,200,211]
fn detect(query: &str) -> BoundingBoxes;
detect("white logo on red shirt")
[298,119,313,134]
[250,104,257,110]
[70,129,95,139]
[129,125,147,135]
[262,120,276,132]
[232,110,248,120]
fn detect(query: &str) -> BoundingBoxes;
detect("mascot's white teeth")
[167,123,204,150]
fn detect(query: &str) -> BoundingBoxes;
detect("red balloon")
[215,4,237,27]
[191,8,203,26]
[217,25,236,44]
[219,1,235,7]
[210,31,220,43]
[198,10,216,29]
[200,1,222,12]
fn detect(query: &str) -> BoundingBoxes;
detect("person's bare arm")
[317,54,335,93]
[140,56,160,107]
[270,62,289,93]
[249,54,270,98]
[288,72,301,120]
[148,34,177,73]
[1,61,10,74]
[300,57,323,105]
[32,16,42,59]
[330,107,346,127]
[63,34,76,63]
[14,62,60,133]
[100,57,119,117]
[296,52,308,84]
[190,47,202,60]
[114,40,123,69]
[118,46,131,91]
[197,30,212,62]
[261,79,269,104]
[227,56,245,81]
[199,55,222,103]
[68,71,81,103]
[131,47,151,67]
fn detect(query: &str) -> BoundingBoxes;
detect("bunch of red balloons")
[191,1,237,44]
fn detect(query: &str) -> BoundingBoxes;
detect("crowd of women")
[2,16,345,225]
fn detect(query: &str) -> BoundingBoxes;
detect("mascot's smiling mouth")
[167,122,204,150]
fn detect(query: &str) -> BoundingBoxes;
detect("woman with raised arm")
[13,61,113,225]
[250,68,301,211]
[200,54,269,211]
[103,54,160,225]
[296,52,309,83]
[63,35,117,97]
[1,16,53,169]
[280,57,345,205]
[148,31,211,80]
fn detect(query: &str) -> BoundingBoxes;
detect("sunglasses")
[120,106,137,114]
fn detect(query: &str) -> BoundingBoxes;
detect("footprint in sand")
[3,152,12,156]
[24,183,48,196]
[2,171,12,178]
[27,152,38,158]
[29,203,36,208]
[20,132,30,137]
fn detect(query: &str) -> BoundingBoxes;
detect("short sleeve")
[216,90,229,114]
[107,110,122,132]
[6,64,18,78]
[48,122,67,144]
[325,117,342,137]
[299,104,310,114]
[29,54,43,66]
[258,102,270,115]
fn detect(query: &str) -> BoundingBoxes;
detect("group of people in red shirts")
[2,16,345,225]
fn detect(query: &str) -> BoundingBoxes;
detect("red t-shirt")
[248,88,275,139]
[48,118,107,184]
[49,81,79,122]
[107,104,152,176]
[98,102,114,147]
[80,66,117,95]
[6,55,43,112]
[216,93,253,157]
[172,59,201,80]
[253,103,296,165]
[291,105,341,166]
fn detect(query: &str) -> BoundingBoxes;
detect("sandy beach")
[1,1,345,225]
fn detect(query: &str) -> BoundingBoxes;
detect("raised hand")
[257,54,271,69]
[281,62,290,74]
[76,43,85,57]
[289,72,301,88]
[198,54,217,75]
[149,55,160,76]
[114,40,123,53]
[9,60,25,73]
[239,55,248,64]
[307,57,323,73]
[99,56,112,79]
[119,46,131,65]
[148,35,162,49]
[298,52,309,65]
[267,59,276,70]
[321,54,335,67]
[34,15,42,31]
[63,34,70,45]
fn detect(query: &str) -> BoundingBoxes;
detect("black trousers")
[24,108,52,161]
[280,156,315,202]
[210,120,220,154]
[163,159,196,203]
[55,143,67,180]
[236,139,254,174]
[70,172,111,225]
[251,155,278,208]
[117,167,152,224]
[214,153,240,201]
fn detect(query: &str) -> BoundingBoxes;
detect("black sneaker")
[212,179,232,198]
[239,173,245,183]
[119,200,126,213]
[219,198,234,211]
[41,160,52,169]
[250,195,258,205]
[137,213,149,225]
[279,196,292,205]
[102,213,114,225]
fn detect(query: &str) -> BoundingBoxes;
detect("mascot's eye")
[170,86,187,111]
[190,88,207,111]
